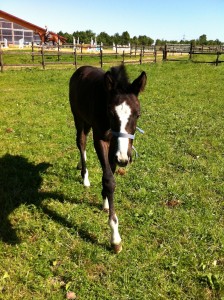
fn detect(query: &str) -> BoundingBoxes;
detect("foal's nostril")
[121,160,128,167]
[116,155,129,167]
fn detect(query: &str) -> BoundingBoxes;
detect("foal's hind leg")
[75,122,91,187]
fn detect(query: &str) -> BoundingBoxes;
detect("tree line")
[156,34,223,46]
[58,30,152,46]
[58,30,223,46]
[58,30,154,46]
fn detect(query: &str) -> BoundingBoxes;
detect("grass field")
[0,62,224,299]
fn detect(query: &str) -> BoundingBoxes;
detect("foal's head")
[104,65,147,167]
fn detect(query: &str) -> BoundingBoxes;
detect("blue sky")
[1,0,224,42]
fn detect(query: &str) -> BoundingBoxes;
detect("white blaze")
[115,102,131,162]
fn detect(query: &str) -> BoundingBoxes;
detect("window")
[13,23,24,30]
[2,29,12,35]
[5,36,12,42]
[24,31,33,37]
[14,30,23,36]
[2,21,12,28]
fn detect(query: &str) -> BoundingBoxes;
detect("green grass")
[191,53,224,64]
[0,62,224,299]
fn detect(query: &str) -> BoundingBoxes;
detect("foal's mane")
[109,65,130,92]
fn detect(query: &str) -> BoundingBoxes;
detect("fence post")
[0,45,4,73]
[41,45,45,70]
[154,49,157,63]
[162,47,165,60]
[189,42,193,60]
[74,48,77,69]
[216,52,220,66]
[100,47,103,68]
[31,42,34,62]
[139,49,142,65]
[163,44,167,61]
[122,50,125,64]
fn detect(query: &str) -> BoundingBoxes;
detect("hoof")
[103,208,109,213]
[112,243,122,254]
[84,182,90,188]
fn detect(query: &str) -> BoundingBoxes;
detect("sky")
[1,0,224,42]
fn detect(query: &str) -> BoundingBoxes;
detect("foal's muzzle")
[112,131,135,167]
[116,155,129,167]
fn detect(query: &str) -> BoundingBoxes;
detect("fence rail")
[0,43,224,72]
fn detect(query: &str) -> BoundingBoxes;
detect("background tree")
[214,39,222,45]
[97,32,112,45]
[197,34,207,45]
[113,32,121,45]
[58,31,73,43]
[155,39,166,46]
[73,30,96,44]
[120,31,130,45]
[131,36,139,45]
[138,35,154,46]
[207,38,222,45]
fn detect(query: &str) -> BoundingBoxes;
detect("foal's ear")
[104,71,114,91]
[131,71,147,96]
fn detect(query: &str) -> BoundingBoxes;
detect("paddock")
[0,62,223,299]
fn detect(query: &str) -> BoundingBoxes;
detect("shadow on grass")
[0,154,105,248]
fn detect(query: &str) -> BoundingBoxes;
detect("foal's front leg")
[94,138,122,253]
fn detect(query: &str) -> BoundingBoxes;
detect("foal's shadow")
[0,154,100,246]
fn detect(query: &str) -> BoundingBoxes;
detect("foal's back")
[69,66,107,128]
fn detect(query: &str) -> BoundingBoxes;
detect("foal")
[69,65,147,253]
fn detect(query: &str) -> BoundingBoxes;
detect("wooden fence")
[0,43,160,72]
[1,43,224,72]
[163,43,224,65]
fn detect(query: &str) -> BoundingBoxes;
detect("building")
[0,17,40,46]
[0,10,66,47]
[0,10,41,46]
